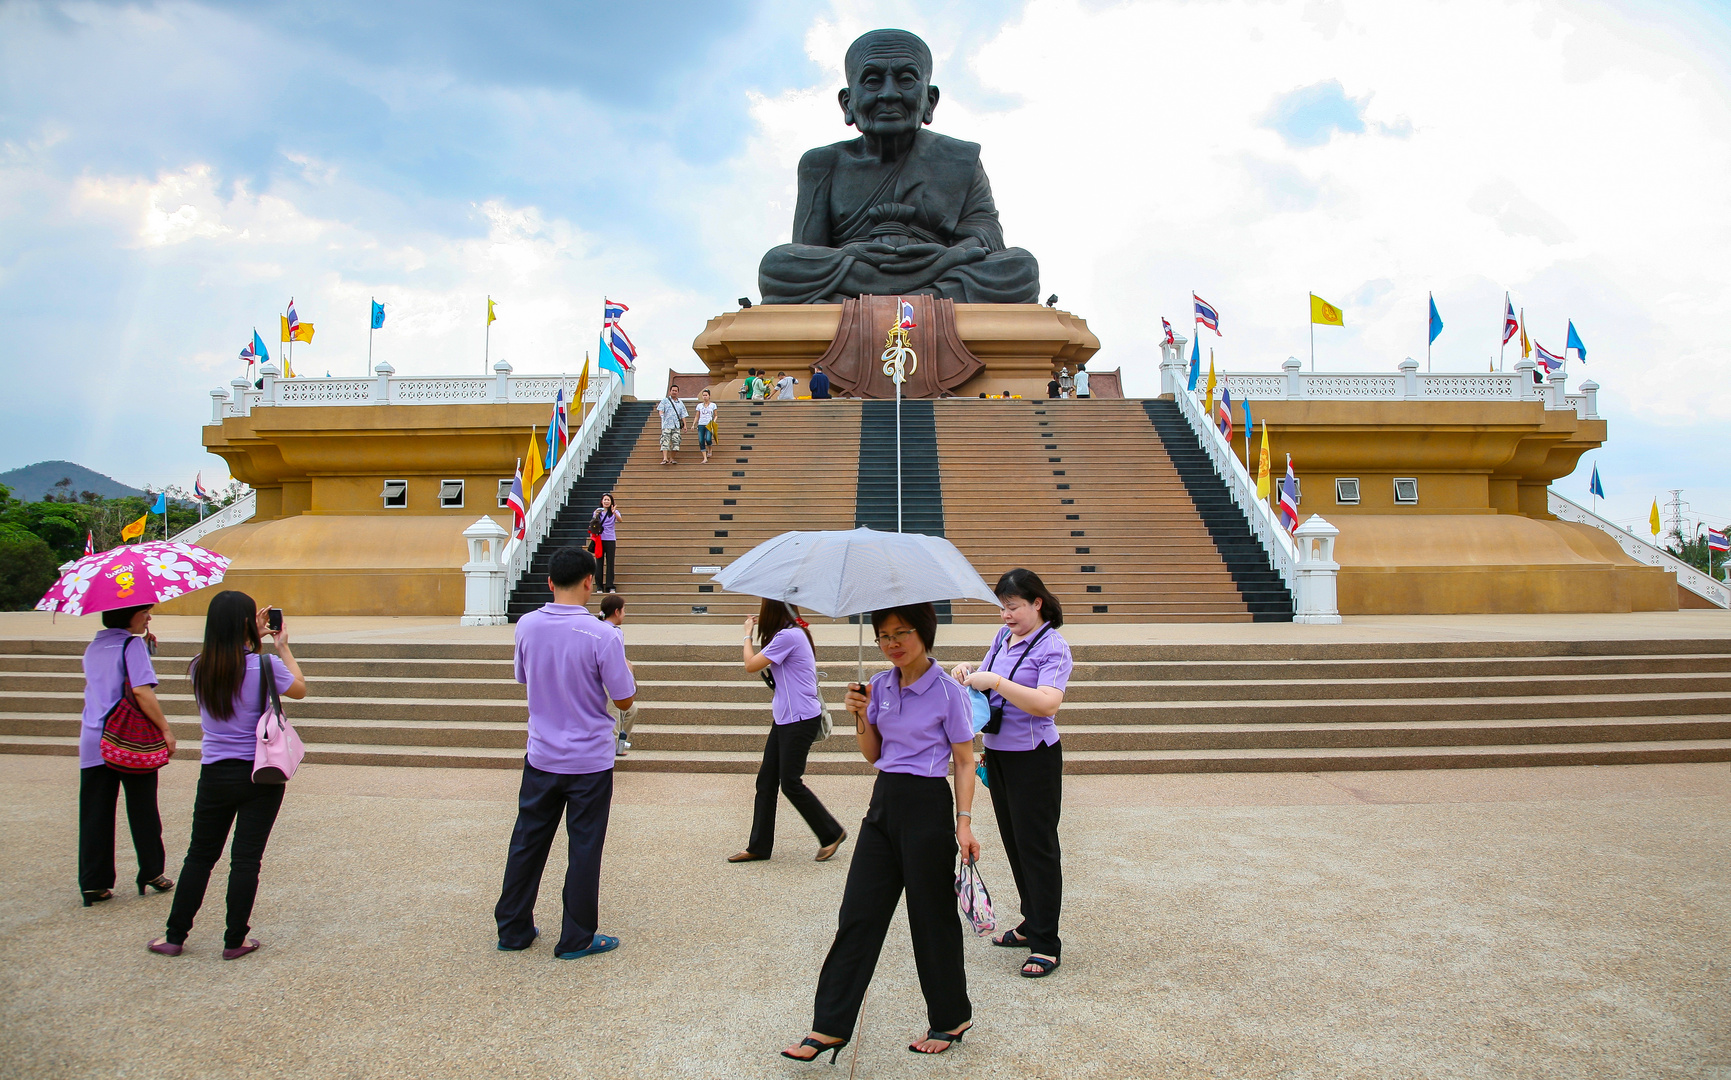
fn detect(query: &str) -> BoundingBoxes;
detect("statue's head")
[839,29,938,137]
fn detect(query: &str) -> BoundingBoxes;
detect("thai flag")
[1503,296,1519,345]
[1193,293,1221,336]
[602,299,637,371]
[1279,456,1300,531]
[240,339,256,365]
[1217,383,1234,440]
[1161,317,1176,346]
[194,473,210,502]
[84,532,94,557]
[286,298,300,336]
[1709,528,1729,553]
[1533,340,1564,373]
[899,300,917,329]
[506,464,527,540]
[604,299,628,321]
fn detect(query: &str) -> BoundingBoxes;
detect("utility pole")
[1663,489,1689,546]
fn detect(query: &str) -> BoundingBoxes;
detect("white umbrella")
[711,527,1002,680]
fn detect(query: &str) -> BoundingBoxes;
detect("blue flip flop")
[555,934,620,960]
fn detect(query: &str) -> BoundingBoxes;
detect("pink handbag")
[955,857,996,935]
[252,657,305,784]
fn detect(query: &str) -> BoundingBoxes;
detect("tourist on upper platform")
[783,602,976,1062]
[150,591,305,959]
[775,371,799,400]
[695,388,718,463]
[951,568,1072,978]
[1058,366,1074,399]
[600,594,634,756]
[1045,374,1060,399]
[750,371,768,401]
[79,603,176,908]
[591,494,620,593]
[494,546,636,959]
[731,600,845,866]
[1075,367,1090,399]
[658,392,689,466]
[810,365,830,399]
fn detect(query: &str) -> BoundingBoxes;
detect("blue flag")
[1589,463,1605,499]
[149,491,167,515]
[598,331,626,378]
[1566,320,1586,363]
[1187,335,1200,392]
[1242,395,1252,439]
[1428,294,1443,344]
[371,300,386,330]
[253,329,270,365]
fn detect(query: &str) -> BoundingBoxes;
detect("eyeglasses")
[874,629,919,647]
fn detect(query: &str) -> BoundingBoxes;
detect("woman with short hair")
[783,602,977,1062]
[149,591,306,959]
[78,603,176,907]
[731,599,845,864]
[951,568,1072,978]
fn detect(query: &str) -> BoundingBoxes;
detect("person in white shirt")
[695,388,718,463]
[774,372,798,400]
[1074,367,1090,399]
[1057,366,1074,399]
[658,392,689,465]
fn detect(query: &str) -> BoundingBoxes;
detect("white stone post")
[493,358,513,402]
[1579,379,1600,419]
[1513,359,1537,400]
[374,360,394,404]
[230,376,252,417]
[1291,514,1342,624]
[460,516,512,626]
[1159,336,1187,397]
[1547,369,1568,411]
[1283,357,1303,399]
[210,387,230,424]
[258,362,279,405]
[1399,358,1419,400]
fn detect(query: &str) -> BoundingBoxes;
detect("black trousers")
[812,772,970,1039]
[78,765,164,893]
[495,760,613,955]
[165,760,285,948]
[599,539,617,591]
[984,740,1064,958]
[747,716,843,856]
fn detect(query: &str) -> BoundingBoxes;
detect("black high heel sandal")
[782,1036,848,1063]
[908,1024,970,1054]
[138,876,173,896]
[81,889,113,908]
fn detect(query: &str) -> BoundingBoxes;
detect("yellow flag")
[280,315,292,343]
[1204,351,1217,419]
[575,356,590,425]
[119,512,147,542]
[283,357,297,379]
[1255,421,1271,499]
[1519,309,1530,359]
[1649,499,1661,537]
[488,297,497,326]
[1309,294,1344,326]
[280,316,315,344]
[524,426,545,496]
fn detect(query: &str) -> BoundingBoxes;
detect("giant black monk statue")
[757,29,1040,305]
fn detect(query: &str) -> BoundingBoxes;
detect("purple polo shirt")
[865,661,974,778]
[514,603,636,774]
[760,627,823,725]
[189,653,294,764]
[597,509,617,542]
[80,629,157,769]
[979,625,1073,752]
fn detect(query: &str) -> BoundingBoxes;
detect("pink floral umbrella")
[36,541,232,617]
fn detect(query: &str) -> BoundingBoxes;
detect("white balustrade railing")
[207,360,606,423]
[1171,377,1299,594]
[169,490,257,546]
[1547,490,1729,609]
[502,371,625,591]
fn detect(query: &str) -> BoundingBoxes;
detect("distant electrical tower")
[1663,489,1690,544]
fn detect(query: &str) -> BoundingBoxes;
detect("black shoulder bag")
[980,623,1052,736]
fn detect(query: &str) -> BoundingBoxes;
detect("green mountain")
[0,461,146,503]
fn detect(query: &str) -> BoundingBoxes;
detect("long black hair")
[756,597,813,653]
[994,568,1063,629]
[189,590,260,721]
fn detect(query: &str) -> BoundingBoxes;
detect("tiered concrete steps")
[5,638,1728,773]
[933,398,1285,622]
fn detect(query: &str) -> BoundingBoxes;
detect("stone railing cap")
[463,516,510,539]
[211,387,230,398]
[259,362,280,376]
[1579,379,1599,390]
[1294,514,1340,537]
[1398,358,1419,371]
[493,359,513,374]
[374,360,395,375]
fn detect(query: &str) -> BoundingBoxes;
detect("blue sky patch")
[1262,79,1367,148]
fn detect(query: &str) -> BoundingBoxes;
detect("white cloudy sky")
[2,0,1727,534]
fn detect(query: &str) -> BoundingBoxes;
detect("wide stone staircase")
[5,637,1728,773]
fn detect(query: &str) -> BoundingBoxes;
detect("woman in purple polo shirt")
[783,602,978,1063]
[78,603,177,907]
[730,600,845,864]
[149,591,306,960]
[952,568,1072,978]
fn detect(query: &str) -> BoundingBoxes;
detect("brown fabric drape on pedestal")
[815,295,984,399]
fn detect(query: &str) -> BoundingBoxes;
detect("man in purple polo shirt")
[495,545,636,959]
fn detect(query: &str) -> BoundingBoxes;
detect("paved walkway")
[4,608,1728,646]
[1,757,1725,1078]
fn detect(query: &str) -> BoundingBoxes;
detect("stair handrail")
[502,372,624,590]
[1171,386,1298,590]
[169,489,256,545]
[1547,489,1729,608]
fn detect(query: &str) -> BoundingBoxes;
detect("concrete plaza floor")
[1,756,1726,1079]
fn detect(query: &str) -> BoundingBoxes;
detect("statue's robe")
[759,129,1041,305]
